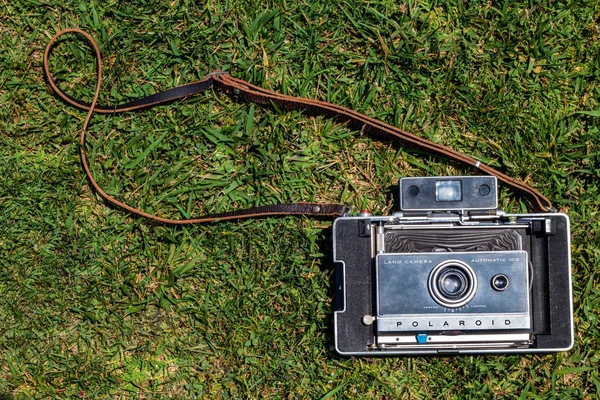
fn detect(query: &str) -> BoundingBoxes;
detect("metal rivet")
[362,315,375,326]
[312,205,321,213]
[233,88,240,95]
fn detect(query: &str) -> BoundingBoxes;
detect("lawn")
[1,0,599,398]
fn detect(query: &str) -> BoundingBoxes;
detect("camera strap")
[43,29,554,224]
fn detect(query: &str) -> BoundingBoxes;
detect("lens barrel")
[428,260,478,308]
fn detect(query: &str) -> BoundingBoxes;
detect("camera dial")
[428,260,478,308]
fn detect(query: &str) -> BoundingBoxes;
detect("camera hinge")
[376,222,385,254]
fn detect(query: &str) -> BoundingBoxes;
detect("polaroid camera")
[332,176,573,355]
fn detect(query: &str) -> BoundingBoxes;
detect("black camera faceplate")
[531,214,573,350]
[333,214,572,355]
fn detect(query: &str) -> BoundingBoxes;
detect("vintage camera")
[332,176,573,355]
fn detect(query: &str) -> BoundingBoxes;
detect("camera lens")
[442,274,462,293]
[428,261,477,308]
[438,269,468,298]
[491,274,509,291]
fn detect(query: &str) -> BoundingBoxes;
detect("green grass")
[1,0,600,397]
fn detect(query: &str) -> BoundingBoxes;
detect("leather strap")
[43,29,554,224]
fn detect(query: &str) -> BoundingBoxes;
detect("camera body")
[333,176,573,355]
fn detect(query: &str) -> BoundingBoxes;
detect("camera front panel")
[375,251,530,334]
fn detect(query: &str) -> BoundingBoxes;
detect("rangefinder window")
[400,176,498,210]
[436,180,462,202]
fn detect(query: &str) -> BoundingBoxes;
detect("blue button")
[416,334,428,344]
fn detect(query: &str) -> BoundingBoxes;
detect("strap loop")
[43,29,554,224]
